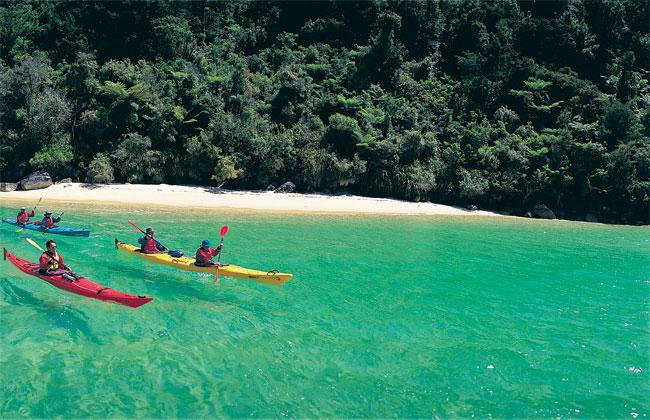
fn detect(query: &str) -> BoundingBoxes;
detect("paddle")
[33,197,43,213]
[26,238,45,252]
[127,220,169,251]
[214,225,229,284]
[15,198,42,232]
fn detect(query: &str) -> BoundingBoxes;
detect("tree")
[359,11,405,88]
[85,152,114,183]
[111,133,158,183]
[152,16,196,60]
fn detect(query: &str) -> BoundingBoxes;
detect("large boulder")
[532,204,556,219]
[0,182,18,192]
[20,171,52,191]
[274,181,296,193]
[56,177,72,184]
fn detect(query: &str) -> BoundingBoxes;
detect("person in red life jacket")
[16,207,35,225]
[194,239,224,267]
[41,211,61,230]
[38,240,72,276]
[138,227,165,254]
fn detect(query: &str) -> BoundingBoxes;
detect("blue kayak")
[2,218,91,237]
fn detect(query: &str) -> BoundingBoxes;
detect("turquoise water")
[0,203,648,418]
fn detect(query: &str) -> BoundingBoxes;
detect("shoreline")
[0,182,505,217]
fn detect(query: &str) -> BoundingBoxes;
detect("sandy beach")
[0,183,504,217]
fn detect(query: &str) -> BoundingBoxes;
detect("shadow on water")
[109,258,241,306]
[0,281,100,344]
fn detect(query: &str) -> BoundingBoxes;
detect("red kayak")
[3,248,152,308]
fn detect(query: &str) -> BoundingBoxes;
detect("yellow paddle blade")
[25,238,44,252]
[15,228,24,233]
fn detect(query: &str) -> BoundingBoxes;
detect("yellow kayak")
[115,240,292,285]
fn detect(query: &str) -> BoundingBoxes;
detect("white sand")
[0,183,504,216]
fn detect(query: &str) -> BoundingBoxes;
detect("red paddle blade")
[220,225,229,238]
[214,267,219,284]
[128,220,144,233]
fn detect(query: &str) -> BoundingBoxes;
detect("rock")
[274,181,296,193]
[532,204,556,219]
[525,211,533,218]
[466,204,478,211]
[266,184,276,191]
[0,182,18,192]
[585,213,598,223]
[56,177,72,184]
[20,171,52,191]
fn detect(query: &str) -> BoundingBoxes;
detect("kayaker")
[138,228,165,254]
[41,211,61,230]
[16,207,35,225]
[194,240,223,267]
[38,240,73,277]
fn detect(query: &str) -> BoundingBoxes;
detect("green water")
[0,203,648,418]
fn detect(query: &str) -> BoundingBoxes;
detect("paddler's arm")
[59,255,71,271]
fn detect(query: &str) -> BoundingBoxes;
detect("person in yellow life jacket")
[194,240,223,267]
[38,240,70,275]
[17,207,35,225]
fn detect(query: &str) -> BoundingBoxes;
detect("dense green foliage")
[0,1,648,223]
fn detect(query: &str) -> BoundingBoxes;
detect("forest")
[0,0,648,224]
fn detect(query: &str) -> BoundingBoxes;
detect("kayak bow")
[3,248,152,308]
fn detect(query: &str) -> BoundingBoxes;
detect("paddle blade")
[220,225,229,238]
[15,228,24,233]
[214,266,219,284]
[128,220,144,233]
[25,238,44,252]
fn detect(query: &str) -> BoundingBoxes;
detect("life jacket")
[39,251,64,271]
[17,210,34,224]
[141,236,159,253]
[196,247,215,264]
[195,245,222,264]
[41,216,56,228]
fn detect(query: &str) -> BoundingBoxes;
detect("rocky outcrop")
[20,171,52,191]
[56,177,72,184]
[0,182,18,192]
[274,181,296,193]
[532,204,556,219]
[466,204,478,211]
[266,184,276,191]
